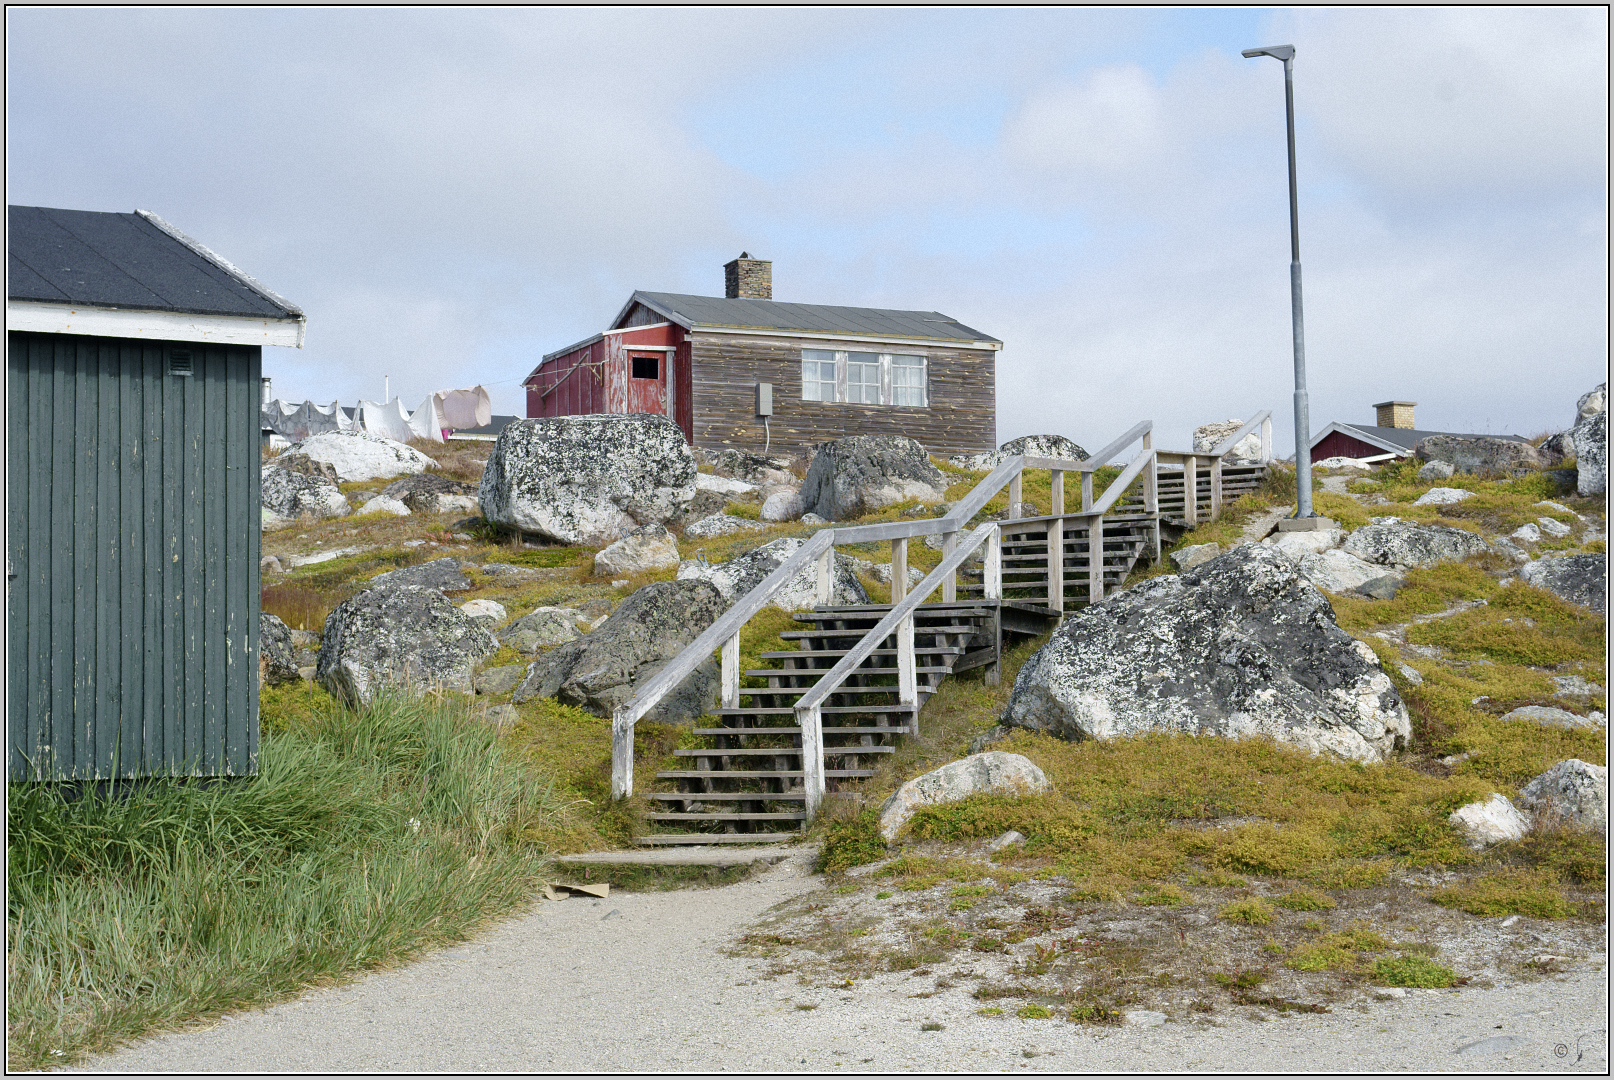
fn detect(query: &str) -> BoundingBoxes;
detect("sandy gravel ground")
[82,851,1607,1074]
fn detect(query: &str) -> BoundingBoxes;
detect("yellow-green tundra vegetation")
[12,440,1603,1066]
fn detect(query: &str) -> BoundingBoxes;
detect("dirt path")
[82,852,1607,1074]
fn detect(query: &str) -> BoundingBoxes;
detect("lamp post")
[1243,44,1331,528]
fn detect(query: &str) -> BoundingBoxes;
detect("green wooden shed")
[7,205,306,781]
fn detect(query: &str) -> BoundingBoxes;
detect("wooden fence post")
[815,545,834,606]
[983,524,1002,601]
[1008,473,1023,519]
[1091,514,1106,604]
[796,702,825,822]
[1081,470,1094,512]
[1210,460,1224,520]
[891,536,907,603]
[897,613,917,708]
[1261,416,1273,462]
[611,711,634,799]
[1185,455,1198,526]
[721,632,740,709]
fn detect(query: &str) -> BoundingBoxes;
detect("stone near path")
[1413,435,1549,478]
[1576,381,1607,423]
[1340,518,1488,570]
[1416,460,1455,482]
[1498,705,1605,731]
[382,473,481,515]
[802,435,950,521]
[1517,759,1607,832]
[479,414,697,547]
[259,613,301,687]
[356,494,411,517]
[366,557,472,594]
[1519,553,1606,613]
[459,598,507,626]
[1262,528,1345,564]
[760,489,806,522]
[1170,543,1221,572]
[1569,409,1606,497]
[284,430,436,483]
[1296,549,1387,595]
[1000,544,1410,764]
[511,579,725,726]
[677,536,869,611]
[1448,793,1530,848]
[877,752,1052,841]
[502,607,584,652]
[682,514,768,540]
[261,462,350,525]
[316,585,498,706]
[1413,487,1474,507]
[474,664,526,698]
[594,523,681,578]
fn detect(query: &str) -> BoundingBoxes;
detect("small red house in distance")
[1311,400,1531,460]
[524,254,1002,456]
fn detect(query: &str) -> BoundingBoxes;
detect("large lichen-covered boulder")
[1518,759,1607,832]
[316,586,499,706]
[1340,518,1488,569]
[1000,545,1410,763]
[802,435,950,520]
[380,473,481,515]
[1520,553,1606,614]
[878,752,1052,842]
[365,557,472,594]
[259,613,301,687]
[261,462,350,525]
[1577,381,1607,423]
[510,580,724,725]
[594,523,681,578]
[949,435,1090,473]
[1413,435,1548,478]
[479,415,697,547]
[676,537,869,610]
[1569,409,1606,497]
[284,430,435,483]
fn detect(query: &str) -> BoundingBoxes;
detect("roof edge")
[135,210,304,319]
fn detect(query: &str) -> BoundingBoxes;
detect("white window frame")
[799,348,929,408]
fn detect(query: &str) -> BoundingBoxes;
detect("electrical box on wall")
[755,382,773,416]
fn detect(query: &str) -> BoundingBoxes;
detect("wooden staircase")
[638,602,1056,844]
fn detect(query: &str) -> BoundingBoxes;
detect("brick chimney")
[1373,400,1416,429]
[724,252,771,300]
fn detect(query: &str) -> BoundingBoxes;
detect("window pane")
[847,352,881,404]
[802,350,836,402]
[892,354,927,407]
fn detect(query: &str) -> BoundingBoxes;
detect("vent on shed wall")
[168,350,193,377]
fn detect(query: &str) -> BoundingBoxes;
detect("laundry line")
[261,385,493,445]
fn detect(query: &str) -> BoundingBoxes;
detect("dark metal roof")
[7,205,300,319]
[620,291,1000,345]
[1316,423,1529,453]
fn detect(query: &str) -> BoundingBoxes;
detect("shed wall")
[7,331,261,781]
[687,332,995,456]
[1313,430,1404,461]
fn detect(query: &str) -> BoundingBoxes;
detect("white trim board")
[689,327,1001,351]
[7,300,305,348]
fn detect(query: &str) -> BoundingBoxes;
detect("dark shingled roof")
[8,205,300,320]
[1318,423,1529,452]
[621,290,1000,345]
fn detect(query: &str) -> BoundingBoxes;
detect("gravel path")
[84,852,1607,1073]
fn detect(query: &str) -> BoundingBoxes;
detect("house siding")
[687,331,995,456]
[7,331,260,781]
[1313,430,1405,461]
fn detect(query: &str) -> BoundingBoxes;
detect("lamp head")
[1242,45,1295,62]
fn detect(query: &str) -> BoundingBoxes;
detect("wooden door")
[625,352,667,415]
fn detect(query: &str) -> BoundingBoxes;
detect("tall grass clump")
[8,692,568,1070]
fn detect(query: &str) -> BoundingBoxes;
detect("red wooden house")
[524,255,1001,456]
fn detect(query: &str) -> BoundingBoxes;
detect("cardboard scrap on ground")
[541,882,609,901]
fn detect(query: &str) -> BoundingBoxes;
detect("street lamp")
[1243,43,1333,530]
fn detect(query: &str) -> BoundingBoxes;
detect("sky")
[7,7,1607,452]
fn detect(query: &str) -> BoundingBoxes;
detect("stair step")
[674,745,895,756]
[646,812,808,821]
[646,791,807,801]
[654,769,877,779]
[742,666,952,679]
[758,647,964,661]
[714,705,920,717]
[634,834,799,846]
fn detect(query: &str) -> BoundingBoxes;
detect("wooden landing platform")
[553,847,799,867]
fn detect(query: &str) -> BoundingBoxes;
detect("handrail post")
[1008,473,1023,519]
[1091,513,1106,604]
[1185,455,1198,526]
[1142,432,1157,516]
[1261,415,1274,462]
[983,523,1002,600]
[891,537,907,603]
[611,711,634,799]
[795,702,825,821]
[941,531,957,602]
[897,613,917,707]
[1081,470,1093,512]
[1047,468,1064,614]
[815,544,834,606]
[721,632,740,709]
[1210,459,1224,519]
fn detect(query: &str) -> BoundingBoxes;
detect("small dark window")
[631,355,659,380]
[168,351,193,376]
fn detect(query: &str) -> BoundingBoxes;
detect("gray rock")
[474,664,527,698]
[985,829,1026,853]
[479,415,697,546]
[1395,662,1423,685]
[1498,705,1604,731]
[704,449,796,487]
[511,580,726,725]
[1416,460,1455,482]
[1170,543,1221,572]
[1550,674,1603,698]
[877,752,1052,841]
[1576,381,1607,422]
[1569,409,1606,497]
[316,585,499,706]
[1193,420,1261,461]
[285,430,435,483]
[458,598,507,626]
[1357,574,1405,601]
[1000,545,1411,763]
[677,537,869,611]
[802,435,950,521]
[261,463,350,524]
[867,562,926,588]
[356,494,411,517]
[1413,487,1475,506]
[260,554,284,575]
[480,562,543,584]
[667,488,729,532]
[259,613,301,686]
[1448,793,1530,848]
[760,488,806,522]
[483,704,520,734]
[948,434,1090,473]
[1537,515,1572,538]
[1413,435,1550,478]
[1262,528,1345,564]
[366,557,472,594]
[695,472,759,499]
[594,523,681,578]
[503,607,583,651]
[1511,522,1542,544]
[1519,554,1606,613]
[1296,548,1386,594]
[1517,759,1607,832]
[682,514,768,540]
[800,513,829,526]
[1340,518,1489,569]
[381,473,480,514]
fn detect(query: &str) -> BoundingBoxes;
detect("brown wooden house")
[524,255,1001,456]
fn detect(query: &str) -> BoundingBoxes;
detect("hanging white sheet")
[407,395,447,443]
[355,398,417,444]
[261,399,351,441]
[432,385,492,430]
